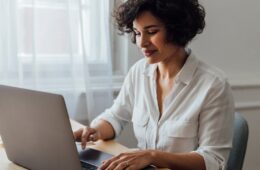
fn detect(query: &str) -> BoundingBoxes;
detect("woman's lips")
[143,50,157,57]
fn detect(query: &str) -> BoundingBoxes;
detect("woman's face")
[133,11,181,64]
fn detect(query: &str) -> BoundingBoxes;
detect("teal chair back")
[227,112,249,170]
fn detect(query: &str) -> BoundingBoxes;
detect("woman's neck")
[157,48,188,80]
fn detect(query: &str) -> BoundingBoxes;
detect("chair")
[227,112,249,170]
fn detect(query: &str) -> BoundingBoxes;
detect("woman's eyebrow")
[143,25,161,29]
[133,25,161,31]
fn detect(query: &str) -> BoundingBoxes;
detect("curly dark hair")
[114,0,206,47]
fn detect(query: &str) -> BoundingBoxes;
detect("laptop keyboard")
[82,163,98,170]
[81,162,156,170]
[82,163,156,170]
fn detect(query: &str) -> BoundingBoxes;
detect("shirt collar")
[175,51,199,85]
[142,49,199,85]
[142,61,158,77]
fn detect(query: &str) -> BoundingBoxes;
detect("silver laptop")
[0,85,113,170]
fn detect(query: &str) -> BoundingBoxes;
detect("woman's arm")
[74,66,137,146]
[150,150,206,170]
[90,119,115,140]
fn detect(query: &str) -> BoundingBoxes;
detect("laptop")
[0,85,156,170]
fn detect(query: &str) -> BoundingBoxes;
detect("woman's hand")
[98,150,154,170]
[73,126,101,149]
[74,119,116,149]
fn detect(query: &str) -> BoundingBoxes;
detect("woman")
[74,0,234,169]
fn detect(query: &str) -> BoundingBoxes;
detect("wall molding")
[235,101,260,110]
[230,77,260,89]
[232,83,260,90]
[231,79,260,110]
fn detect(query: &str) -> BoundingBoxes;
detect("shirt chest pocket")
[163,121,198,152]
[131,107,149,149]
[167,121,198,137]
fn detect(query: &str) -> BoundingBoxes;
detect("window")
[15,0,117,90]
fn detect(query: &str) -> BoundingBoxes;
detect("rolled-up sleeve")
[91,107,128,137]
[194,79,234,170]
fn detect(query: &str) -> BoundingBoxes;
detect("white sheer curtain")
[0,0,114,124]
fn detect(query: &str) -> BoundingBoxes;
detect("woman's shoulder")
[192,56,233,102]
[195,56,229,84]
[131,58,146,69]
[123,58,147,83]
[129,58,155,75]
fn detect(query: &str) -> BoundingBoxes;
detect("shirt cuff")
[193,149,226,170]
[90,110,124,137]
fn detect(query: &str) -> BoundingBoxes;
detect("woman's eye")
[147,30,158,34]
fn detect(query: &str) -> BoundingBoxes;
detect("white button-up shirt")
[92,52,234,170]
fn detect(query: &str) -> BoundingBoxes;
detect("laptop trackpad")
[78,147,113,167]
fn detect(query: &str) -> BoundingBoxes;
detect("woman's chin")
[145,57,159,64]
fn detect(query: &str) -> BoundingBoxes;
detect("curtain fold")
[0,0,18,84]
[0,0,114,124]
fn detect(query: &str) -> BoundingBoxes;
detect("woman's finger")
[73,128,83,141]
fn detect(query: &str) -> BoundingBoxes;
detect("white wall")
[191,0,260,83]
[120,1,260,169]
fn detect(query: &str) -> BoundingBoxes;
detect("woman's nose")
[138,35,150,48]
